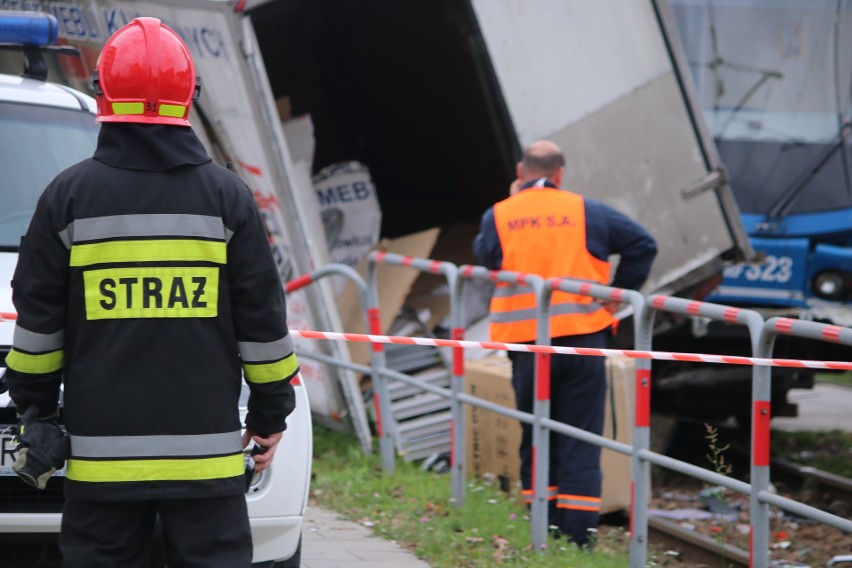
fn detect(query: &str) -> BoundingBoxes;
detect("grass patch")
[309,425,637,567]
[770,429,852,478]
[816,371,852,387]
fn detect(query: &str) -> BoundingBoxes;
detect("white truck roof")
[0,73,96,113]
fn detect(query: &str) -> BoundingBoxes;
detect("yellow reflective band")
[66,454,245,482]
[5,348,64,374]
[83,267,219,320]
[70,239,227,267]
[243,353,299,384]
[111,102,144,115]
[158,104,186,118]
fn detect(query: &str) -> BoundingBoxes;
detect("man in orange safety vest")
[473,139,657,547]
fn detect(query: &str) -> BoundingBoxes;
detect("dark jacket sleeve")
[226,182,298,436]
[472,207,502,270]
[6,188,68,420]
[585,199,658,290]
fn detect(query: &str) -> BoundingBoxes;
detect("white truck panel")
[470,0,750,293]
[471,0,671,146]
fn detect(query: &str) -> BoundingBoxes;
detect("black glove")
[13,407,69,490]
[244,443,268,491]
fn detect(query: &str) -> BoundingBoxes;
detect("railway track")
[663,420,852,508]
[644,440,852,566]
[648,516,750,567]
[770,457,852,508]
[725,442,852,512]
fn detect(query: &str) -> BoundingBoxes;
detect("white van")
[0,12,310,567]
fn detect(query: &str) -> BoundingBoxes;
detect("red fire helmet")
[92,17,200,126]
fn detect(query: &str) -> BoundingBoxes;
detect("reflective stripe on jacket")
[490,188,614,343]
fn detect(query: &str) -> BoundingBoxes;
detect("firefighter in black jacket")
[5,17,299,567]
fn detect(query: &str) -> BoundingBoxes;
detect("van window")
[0,102,98,247]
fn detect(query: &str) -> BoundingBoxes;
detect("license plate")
[0,428,22,476]
[0,427,66,477]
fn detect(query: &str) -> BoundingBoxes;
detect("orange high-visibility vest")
[490,188,614,343]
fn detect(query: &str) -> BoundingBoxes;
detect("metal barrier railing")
[751,318,852,567]
[367,251,466,504]
[284,259,852,567]
[545,278,650,564]
[458,265,554,546]
[634,296,764,567]
[285,263,376,456]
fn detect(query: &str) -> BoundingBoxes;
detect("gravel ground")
[650,475,852,567]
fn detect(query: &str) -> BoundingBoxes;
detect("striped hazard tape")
[3,308,849,371]
[290,329,852,371]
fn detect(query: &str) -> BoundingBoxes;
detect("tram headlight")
[812,270,847,301]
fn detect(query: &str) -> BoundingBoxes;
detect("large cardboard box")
[464,355,521,490]
[464,354,636,514]
[600,356,636,514]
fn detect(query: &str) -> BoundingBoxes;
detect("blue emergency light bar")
[0,11,59,47]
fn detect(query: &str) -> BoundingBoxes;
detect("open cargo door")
[469,0,754,294]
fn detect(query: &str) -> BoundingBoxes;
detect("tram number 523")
[723,255,794,283]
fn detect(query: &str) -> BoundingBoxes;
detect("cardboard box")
[463,354,636,514]
[601,356,636,514]
[464,355,520,490]
[336,227,441,367]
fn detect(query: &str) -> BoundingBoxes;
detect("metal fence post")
[366,258,396,474]
[543,278,647,563]
[630,298,655,567]
[533,280,552,550]
[367,252,465,496]
[753,318,852,567]
[751,328,774,568]
[447,267,467,509]
[632,296,765,567]
[459,266,550,550]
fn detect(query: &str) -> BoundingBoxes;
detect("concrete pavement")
[300,502,431,568]
[771,380,852,432]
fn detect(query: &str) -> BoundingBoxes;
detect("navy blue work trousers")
[59,494,252,568]
[509,329,608,546]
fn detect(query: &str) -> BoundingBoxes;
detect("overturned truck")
[3,0,821,448]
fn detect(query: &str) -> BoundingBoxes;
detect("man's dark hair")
[522,147,565,177]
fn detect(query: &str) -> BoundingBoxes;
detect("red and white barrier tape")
[2,309,848,370]
[290,329,852,371]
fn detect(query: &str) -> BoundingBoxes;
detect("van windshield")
[0,101,99,248]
